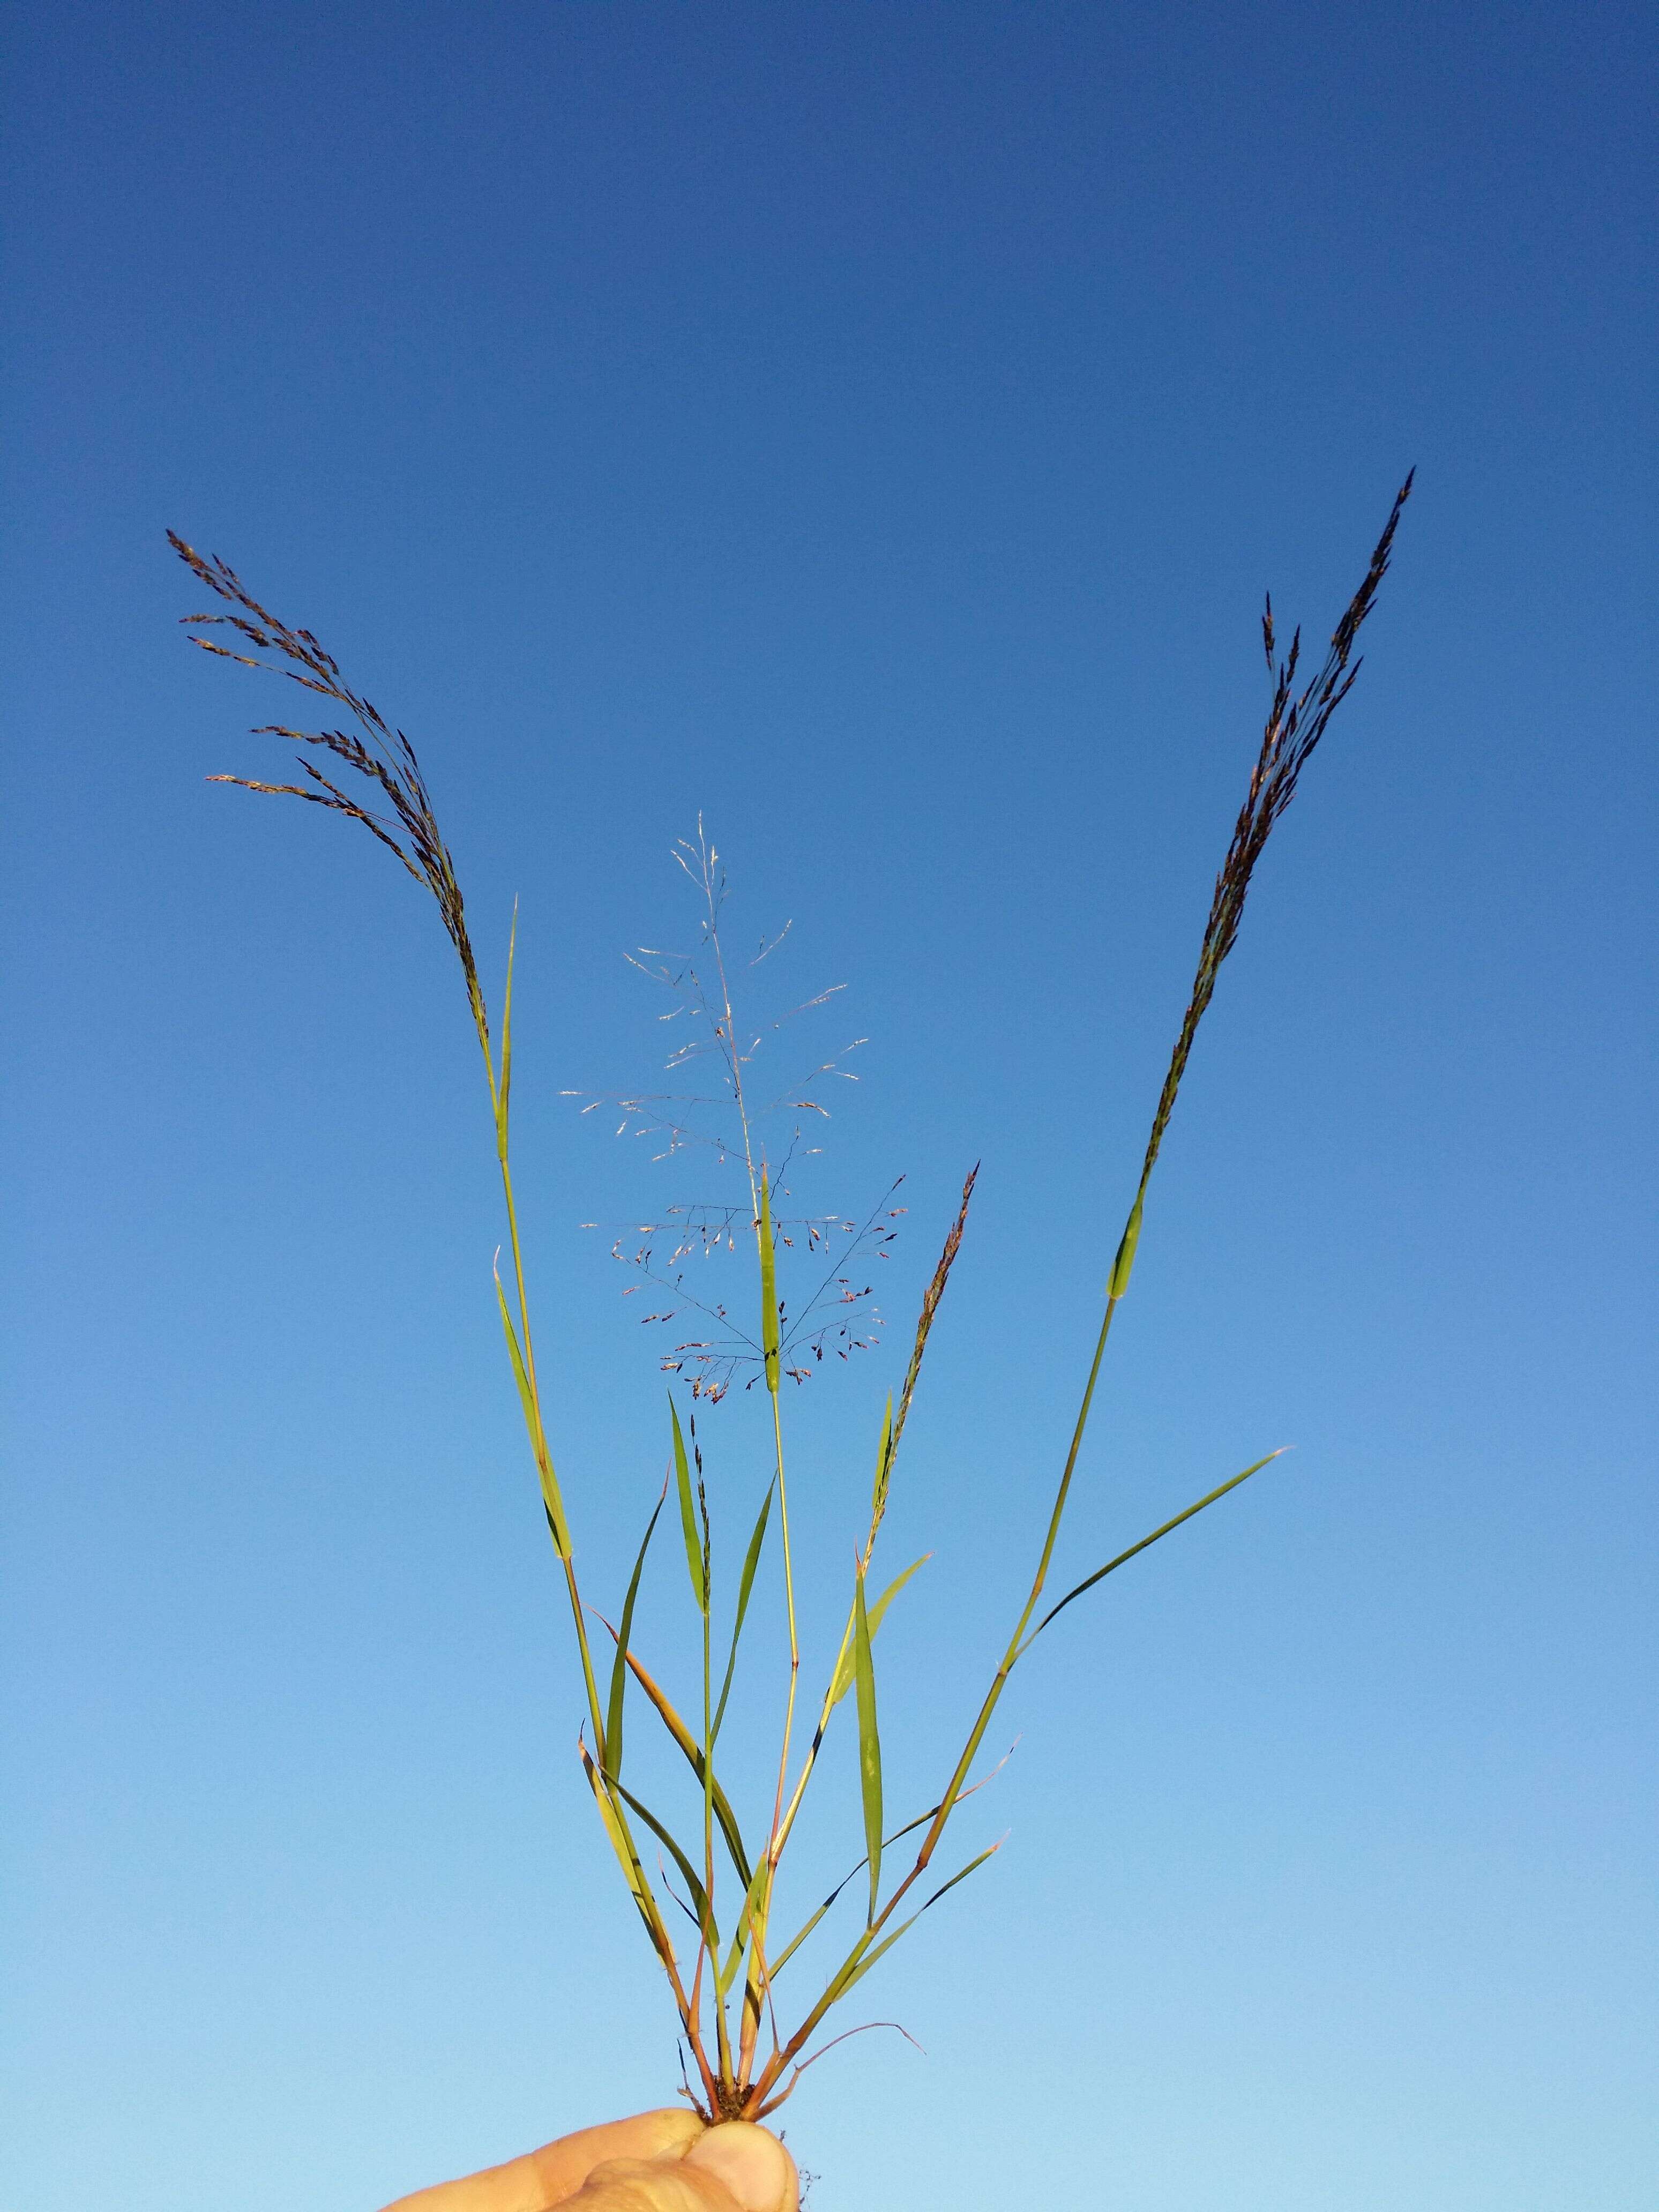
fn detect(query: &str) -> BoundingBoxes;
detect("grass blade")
[916,1839,1003,1916]
[494,1263,569,1555]
[1027,1450,1285,1647]
[838,1845,1004,2000]
[768,1792,971,1978]
[577,1742,675,1968]
[718,1856,774,1994]
[596,1626,753,1889]
[609,1772,717,1947]
[824,1841,1003,2009]
[669,1398,708,1616]
[853,1563,883,1923]
[604,1484,667,1782]
[713,1479,773,1743]
[1107,1191,1142,1301]
[829,1555,929,1710]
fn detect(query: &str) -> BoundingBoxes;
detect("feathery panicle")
[1105,471,1414,1302]
[169,530,489,1051]
[1138,471,1413,1195]
[872,1164,978,1535]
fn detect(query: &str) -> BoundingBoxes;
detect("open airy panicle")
[175,472,1410,2123]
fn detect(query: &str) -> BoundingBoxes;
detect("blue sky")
[3,4,1654,2208]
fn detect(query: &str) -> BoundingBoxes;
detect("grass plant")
[170,473,1412,2124]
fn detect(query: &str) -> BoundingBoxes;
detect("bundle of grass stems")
[172,474,1411,2123]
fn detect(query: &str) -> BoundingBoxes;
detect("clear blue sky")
[4,5,1654,2208]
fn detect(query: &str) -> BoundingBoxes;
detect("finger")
[683,2124,799,2212]
[567,2159,738,2212]
[379,2109,704,2211]
[534,2111,706,2203]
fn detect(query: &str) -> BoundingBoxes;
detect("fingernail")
[684,2121,797,2212]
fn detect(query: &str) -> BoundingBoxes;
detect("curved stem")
[743,1288,1124,2111]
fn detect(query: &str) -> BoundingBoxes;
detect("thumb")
[683,2124,798,2212]
[574,2123,798,2212]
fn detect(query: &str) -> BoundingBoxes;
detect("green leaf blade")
[853,1564,883,1924]
[825,1841,1002,2009]
[829,1555,929,1710]
[669,1397,708,1616]
[719,1856,774,1995]
[604,1488,666,1782]
[494,1265,569,1555]
[1107,1190,1144,1300]
[609,1773,718,1951]
[1028,1449,1285,1647]
[713,1479,773,1742]
[601,1627,754,1889]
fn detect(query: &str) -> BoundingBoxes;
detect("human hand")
[379,2108,799,2212]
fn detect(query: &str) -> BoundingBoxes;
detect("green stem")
[746,1286,1124,2109]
